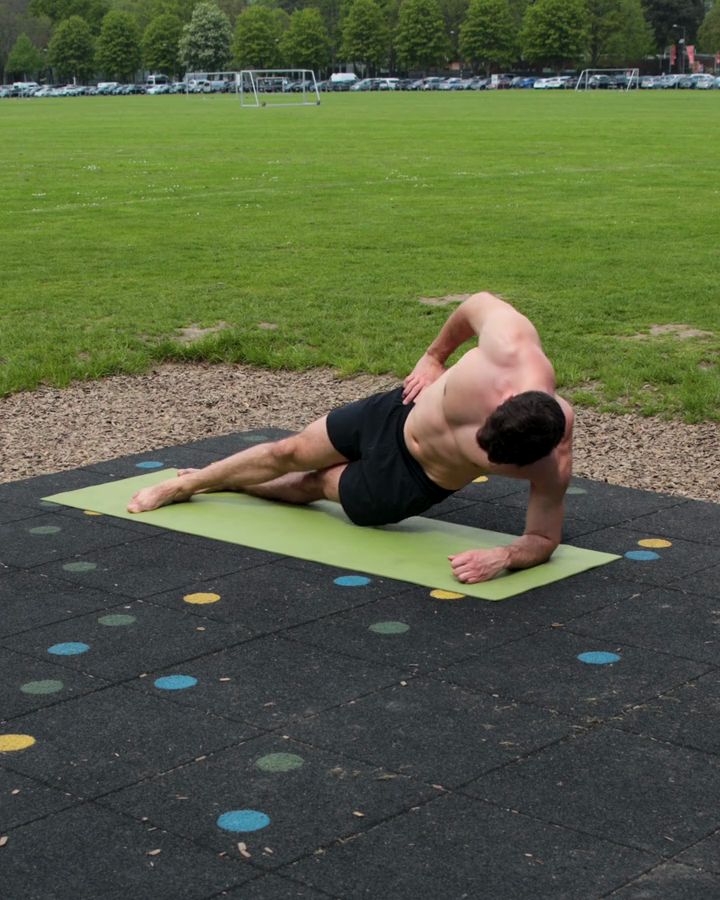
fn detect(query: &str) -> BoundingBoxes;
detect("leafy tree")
[341,0,389,74]
[697,2,720,52]
[598,0,654,64]
[178,1,233,72]
[233,6,284,68]
[642,0,705,49]
[459,0,515,74]
[278,7,331,70]
[95,9,141,79]
[440,0,469,57]
[48,13,95,80]
[520,0,589,71]
[114,0,195,31]
[395,0,450,72]
[29,0,109,32]
[6,32,45,78]
[142,13,183,74]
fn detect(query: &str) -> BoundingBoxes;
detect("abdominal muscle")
[403,376,487,490]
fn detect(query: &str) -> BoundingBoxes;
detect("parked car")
[690,74,715,90]
[422,77,444,90]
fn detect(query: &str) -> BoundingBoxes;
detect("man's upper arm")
[466,294,541,360]
[524,448,572,546]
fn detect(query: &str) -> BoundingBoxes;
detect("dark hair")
[477,391,566,467]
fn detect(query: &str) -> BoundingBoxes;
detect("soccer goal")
[237,69,321,107]
[576,68,640,91]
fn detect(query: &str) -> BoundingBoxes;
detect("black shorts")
[325,387,455,527]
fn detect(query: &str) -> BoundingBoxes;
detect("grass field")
[1,91,718,420]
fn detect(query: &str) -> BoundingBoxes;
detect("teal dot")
[335,575,371,587]
[98,614,137,627]
[369,621,410,635]
[28,525,62,535]
[136,460,164,469]
[21,679,64,695]
[566,486,587,495]
[243,435,269,443]
[625,550,660,561]
[62,561,97,573]
[217,810,270,832]
[256,752,304,773]
[154,675,198,691]
[48,642,89,656]
[578,651,621,665]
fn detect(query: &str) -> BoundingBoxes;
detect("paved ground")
[1,428,719,899]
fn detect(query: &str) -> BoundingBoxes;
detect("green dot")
[63,561,97,573]
[369,621,410,635]
[256,752,305,773]
[21,679,64,695]
[98,614,137,627]
[29,525,61,535]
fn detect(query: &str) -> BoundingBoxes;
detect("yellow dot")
[84,510,103,517]
[183,592,221,605]
[0,734,36,752]
[473,476,489,483]
[638,538,672,549]
[430,589,466,600]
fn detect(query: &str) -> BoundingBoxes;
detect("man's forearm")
[504,533,558,571]
[425,292,497,362]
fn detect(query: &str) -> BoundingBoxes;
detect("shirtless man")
[128,292,574,584]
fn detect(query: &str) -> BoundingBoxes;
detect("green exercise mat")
[45,470,619,601]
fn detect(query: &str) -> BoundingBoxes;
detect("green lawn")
[1,90,718,420]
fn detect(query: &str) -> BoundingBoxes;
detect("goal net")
[237,69,321,107]
[575,68,640,91]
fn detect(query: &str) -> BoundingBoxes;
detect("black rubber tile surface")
[0,513,142,568]
[82,446,224,476]
[32,534,264,599]
[3,600,254,682]
[287,676,574,787]
[564,585,720,664]
[284,586,541,672]
[618,669,720,757]
[0,569,127,637]
[0,765,78,830]
[285,792,657,899]
[609,862,720,899]
[439,627,710,719]
[125,634,402,729]
[101,733,436,869]
[178,428,294,454]
[0,648,110,720]
[1,803,252,899]
[467,727,720,855]
[2,439,718,899]
[2,685,259,797]
[629,498,720,547]
[145,560,401,632]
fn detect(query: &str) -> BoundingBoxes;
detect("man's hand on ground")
[448,547,509,583]
[402,354,446,404]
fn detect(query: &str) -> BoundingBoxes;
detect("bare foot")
[127,478,193,513]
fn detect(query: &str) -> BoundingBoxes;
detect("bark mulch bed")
[1,363,718,504]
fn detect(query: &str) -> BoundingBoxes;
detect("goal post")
[237,69,321,107]
[576,68,640,91]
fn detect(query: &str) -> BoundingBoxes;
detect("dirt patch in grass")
[175,322,233,344]
[1,362,718,504]
[625,324,715,341]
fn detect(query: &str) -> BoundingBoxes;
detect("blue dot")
[578,651,621,665]
[334,575,371,587]
[154,675,198,691]
[217,809,270,832]
[625,550,660,561]
[48,642,90,656]
[136,460,164,469]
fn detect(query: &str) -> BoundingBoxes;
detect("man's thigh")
[280,415,349,471]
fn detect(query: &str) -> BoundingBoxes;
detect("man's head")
[477,391,566,467]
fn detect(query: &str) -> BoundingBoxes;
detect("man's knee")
[268,436,306,471]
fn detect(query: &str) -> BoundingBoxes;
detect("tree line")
[3,0,720,84]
